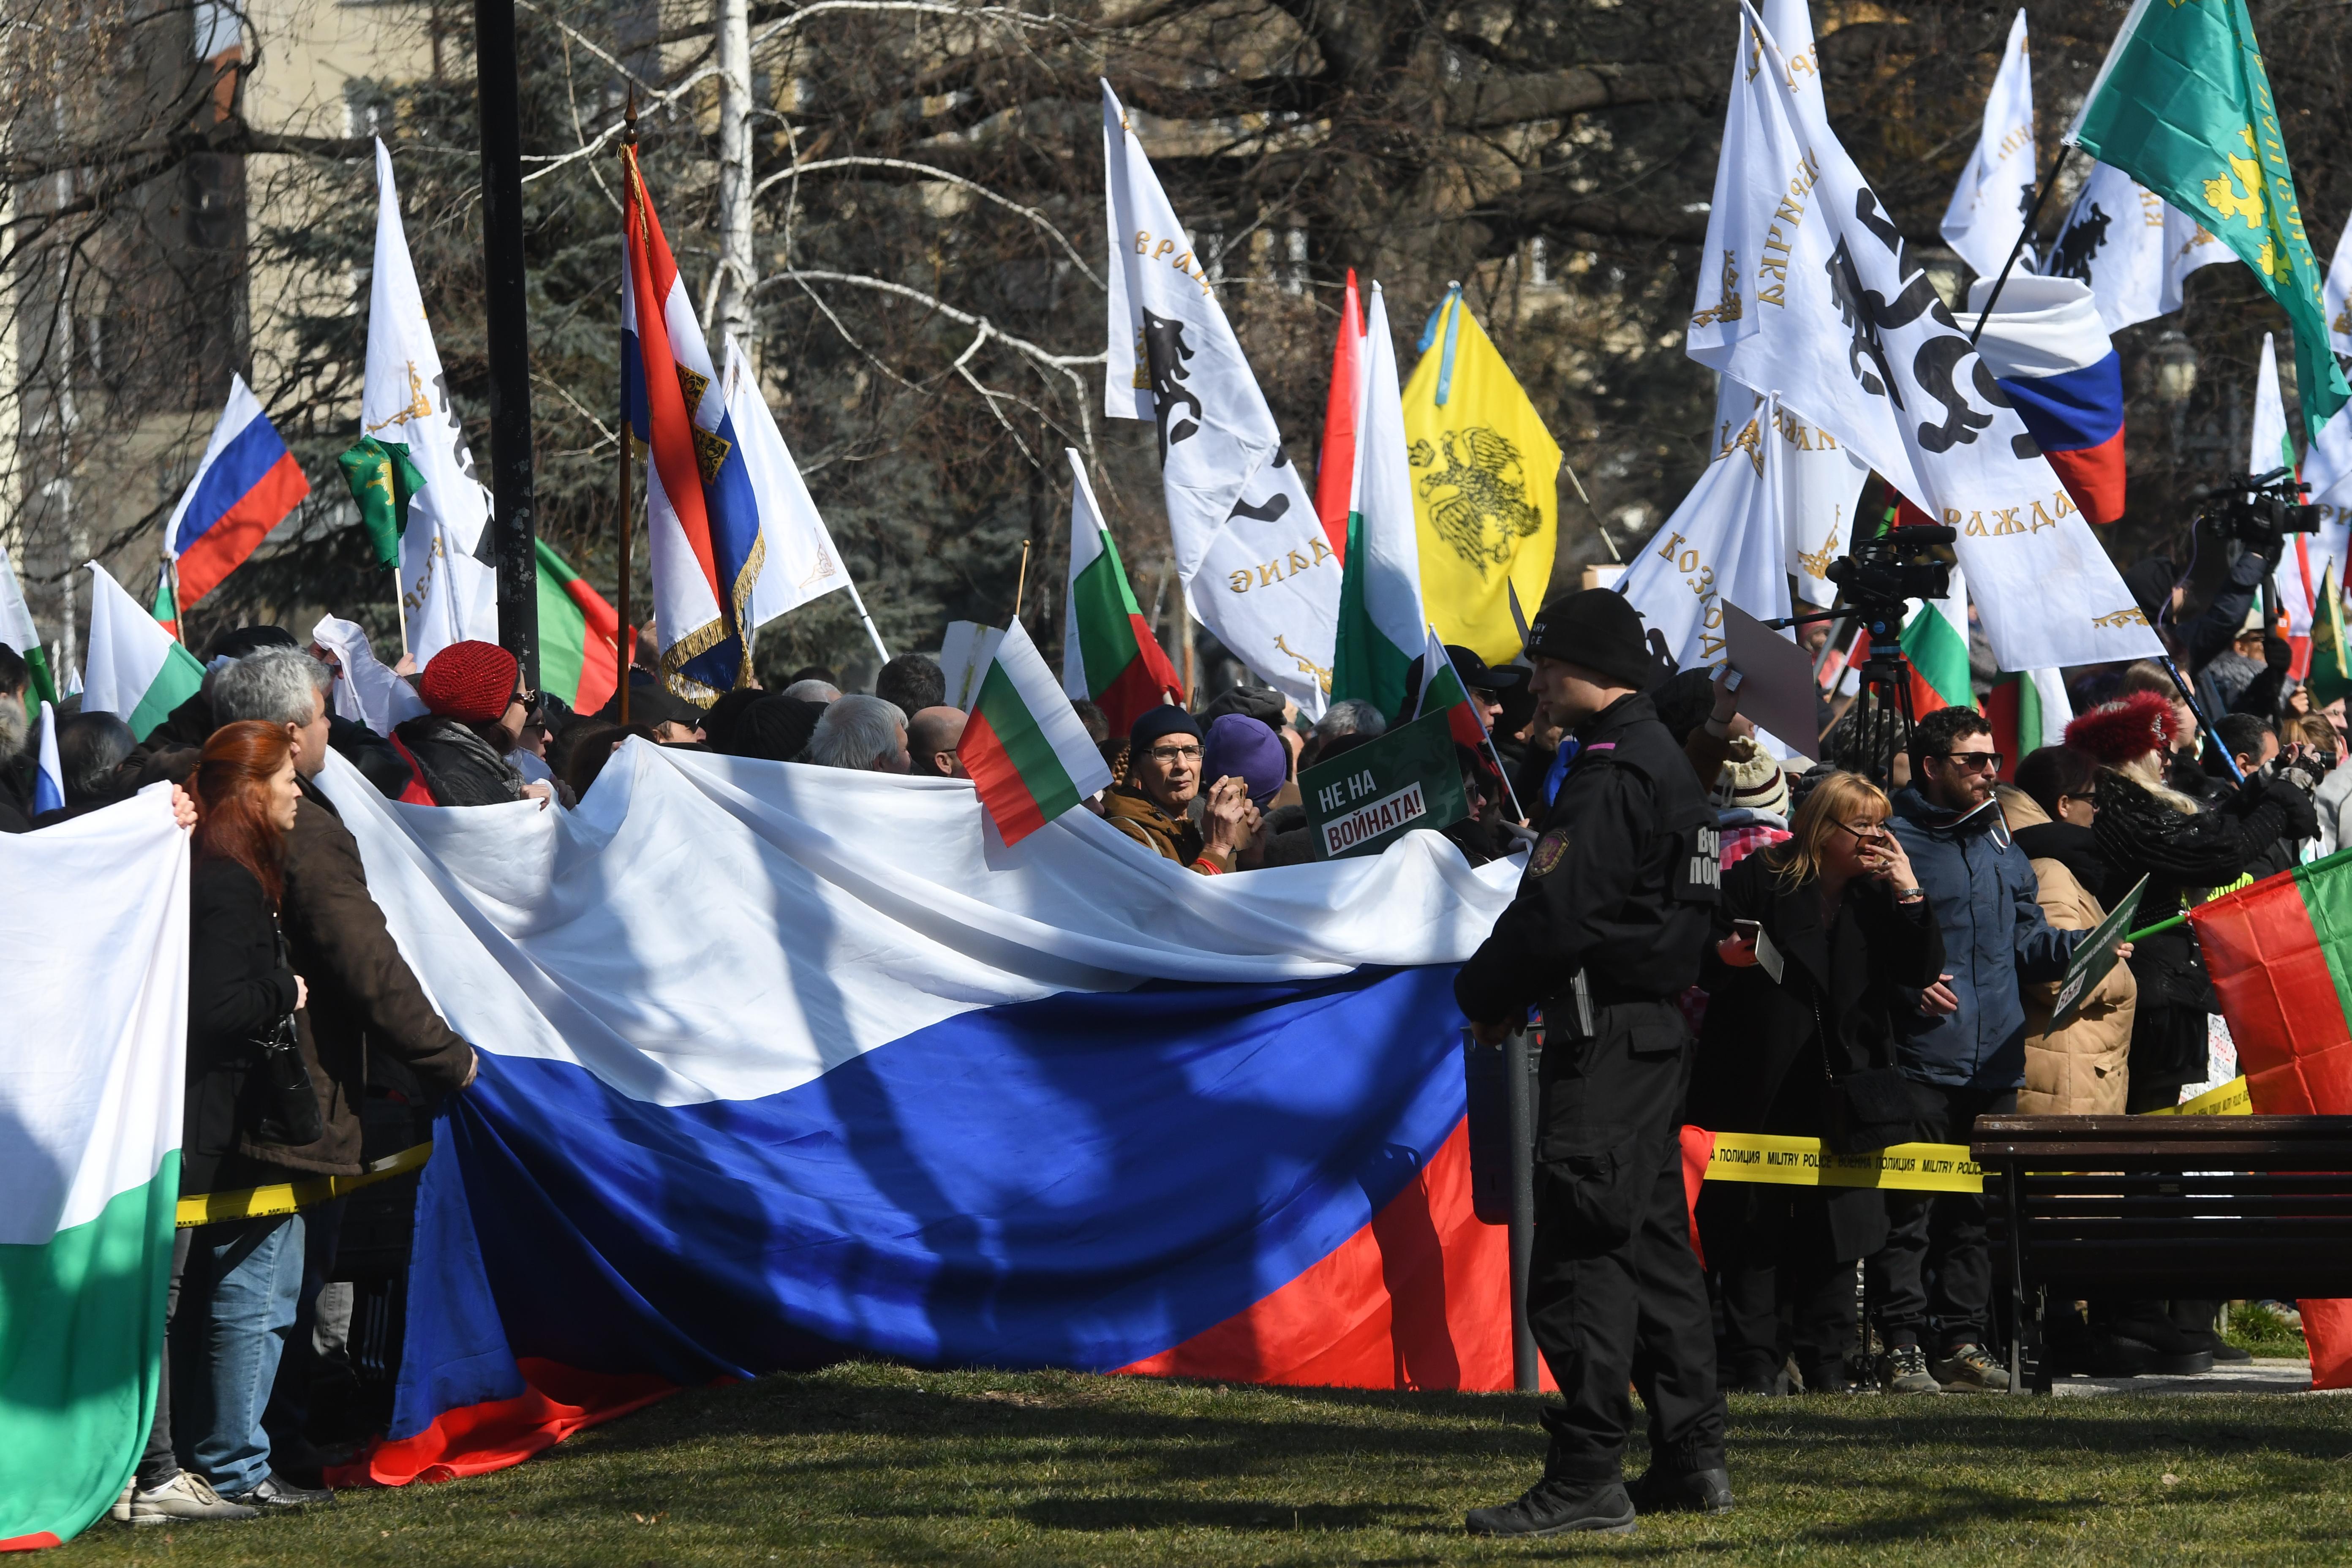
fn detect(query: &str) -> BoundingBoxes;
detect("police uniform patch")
[1530,829,1570,876]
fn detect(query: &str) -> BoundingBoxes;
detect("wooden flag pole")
[615,90,639,726]
[1013,539,1031,621]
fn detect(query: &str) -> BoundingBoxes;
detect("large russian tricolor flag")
[312,744,1530,1486]
[1962,277,2126,527]
[621,151,762,700]
[163,374,310,606]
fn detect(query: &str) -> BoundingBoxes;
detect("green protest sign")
[1298,709,1468,860]
[2047,874,2147,1031]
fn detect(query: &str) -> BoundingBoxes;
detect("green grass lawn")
[56,1362,2352,1566]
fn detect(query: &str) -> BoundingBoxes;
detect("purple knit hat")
[1203,713,1288,807]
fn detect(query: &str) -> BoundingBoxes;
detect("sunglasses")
[1929,751,2004,773]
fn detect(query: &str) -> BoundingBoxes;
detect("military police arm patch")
[1530,829,1570,876]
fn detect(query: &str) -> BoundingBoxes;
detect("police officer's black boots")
[1463,1409,1637,1538]
[1625,1463,1735,1516]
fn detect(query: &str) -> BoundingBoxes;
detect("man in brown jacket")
[1101,705,1258,874]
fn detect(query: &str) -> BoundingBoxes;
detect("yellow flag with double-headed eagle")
[1401,287,1561,665]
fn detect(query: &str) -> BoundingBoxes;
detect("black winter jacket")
[184,859,300,1195]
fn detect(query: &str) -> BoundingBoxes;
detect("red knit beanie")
[421,640,520,723]
[2062,689,2176,766]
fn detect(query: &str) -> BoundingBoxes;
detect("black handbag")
[247,1011,324,1147]
[245,924,323,1147]
[1810,991,1941,1155]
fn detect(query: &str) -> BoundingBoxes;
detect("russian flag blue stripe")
[390,966,1471,1437]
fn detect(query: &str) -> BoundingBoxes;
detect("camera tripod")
[1771,598,1920,789]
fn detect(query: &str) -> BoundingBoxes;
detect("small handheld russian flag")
[164,374,311,607]
[32,700,63,816]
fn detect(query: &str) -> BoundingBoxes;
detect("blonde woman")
[1690,771,1945,1396]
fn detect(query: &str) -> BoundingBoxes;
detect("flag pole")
[391,560,410,663]
[615,91,638,726]
[1435,625,1527,824]
[1013,538,1031,621]
[1968,144,2072,345]
[843,578,891,664]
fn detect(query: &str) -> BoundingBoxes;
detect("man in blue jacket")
[1881,705,2080,1394]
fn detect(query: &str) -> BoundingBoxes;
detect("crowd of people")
[0,529,2330,1527]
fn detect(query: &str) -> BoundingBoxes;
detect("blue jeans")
[176,1212,305,1495]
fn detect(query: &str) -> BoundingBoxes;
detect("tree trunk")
[713,0,754,356]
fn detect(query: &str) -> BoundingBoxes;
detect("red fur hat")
[2062,690,2176,765]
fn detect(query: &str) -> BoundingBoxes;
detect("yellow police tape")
[1700,1077,2255,1194]
[1703,1133,1987,1193]
[2143,1075,2253,1117]
[175,1141,433,1228]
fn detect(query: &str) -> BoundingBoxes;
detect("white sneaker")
[120,1470,259,1524]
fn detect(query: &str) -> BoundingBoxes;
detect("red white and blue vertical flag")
[621,148,764,699]
[163,373,310,606]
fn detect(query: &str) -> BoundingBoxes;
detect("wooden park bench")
[1971,1115,2352,1393]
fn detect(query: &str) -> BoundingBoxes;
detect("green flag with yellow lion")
[1402,288,1561,667]
[2067,0,2349,442]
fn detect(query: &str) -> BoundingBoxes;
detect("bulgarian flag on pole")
[0,789,188,1548]
[1897,575,1976,720]
[81,562,205,741]
[1311,269,1366,561]
[2066,0,2349,441]
[1413,625,1489,750]
[1059,449,1181,735]
[534,540,621,716]
[965,618,1114,848]
[1330,281,1425,723]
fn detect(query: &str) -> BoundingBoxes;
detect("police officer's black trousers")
[1525,1001,1725,1485]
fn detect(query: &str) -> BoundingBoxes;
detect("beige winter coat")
[1999,785,2137,1114]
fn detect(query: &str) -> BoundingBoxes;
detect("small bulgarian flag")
[534,539,621,715]
[1413,625,1488,750]
[1983,668,2072,781]
[964,617,1114,847]
[1898,567,1975,721]
[150,562,181,644]
[1059,449,1182,736]
[81,562,204,741]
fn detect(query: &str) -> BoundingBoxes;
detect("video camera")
[1825,523,1955,613]
[2198,467,2319,555]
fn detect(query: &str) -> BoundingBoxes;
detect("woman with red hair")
[149,721,327,1514]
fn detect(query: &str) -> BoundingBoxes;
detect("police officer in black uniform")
[1457,589,1730,1538]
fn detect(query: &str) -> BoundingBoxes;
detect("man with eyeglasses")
[1454,589,1727,1538]
[1101,705,1258,874]
[1882,703,2080,1394]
